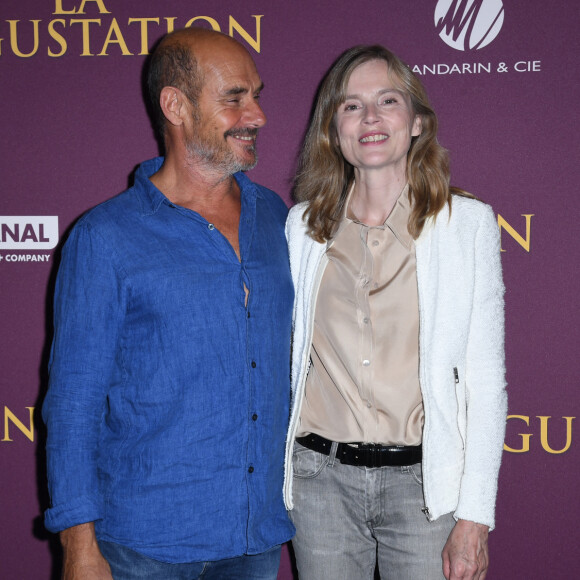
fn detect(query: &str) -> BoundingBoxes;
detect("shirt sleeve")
[42,218,126,533]
[454,204,508,530]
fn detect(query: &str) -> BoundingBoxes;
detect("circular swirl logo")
[435,0,504,51]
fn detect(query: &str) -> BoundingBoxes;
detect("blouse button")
[208,223,215,230]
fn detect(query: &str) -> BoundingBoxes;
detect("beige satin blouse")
[297,185,424,445]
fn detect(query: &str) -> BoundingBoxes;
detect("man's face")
[184,44,266,175]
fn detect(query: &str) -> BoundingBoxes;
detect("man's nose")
[245,99,267,128]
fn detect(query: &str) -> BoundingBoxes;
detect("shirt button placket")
[249,363,257,477]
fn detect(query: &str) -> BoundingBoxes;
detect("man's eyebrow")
[224,82,264,96]
[225,87,247,96]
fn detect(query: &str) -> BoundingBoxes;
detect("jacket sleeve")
[42,219,125,533]
[454,204,507,530]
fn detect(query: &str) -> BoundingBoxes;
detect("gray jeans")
[289,441,455,580]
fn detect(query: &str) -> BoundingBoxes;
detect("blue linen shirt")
[43,157,295,563]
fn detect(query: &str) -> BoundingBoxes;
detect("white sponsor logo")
[435,0,504,51]
[0,254,51,262]
[0,216,59,250]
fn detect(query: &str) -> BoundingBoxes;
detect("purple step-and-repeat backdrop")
[1,1,578,578]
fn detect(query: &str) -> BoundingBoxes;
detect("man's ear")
[159,86,187,127]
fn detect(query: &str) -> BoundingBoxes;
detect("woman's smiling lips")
[358,132,389,144]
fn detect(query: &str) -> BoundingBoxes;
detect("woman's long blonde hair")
[294,45,468,242]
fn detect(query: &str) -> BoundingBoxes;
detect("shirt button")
[363,317,369,324]
[362,359,370,366]
[372,240,379,246]
[251,361,257,368]
[208,223,215,230]
[367,401,372,408]
[248,466,254,473]
[252,414,258,421]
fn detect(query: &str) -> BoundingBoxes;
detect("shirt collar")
[135,157,166,215]
[135,157,258,215]
[384,184,414,249]
[328,182,355,246]
[337,183,413,249]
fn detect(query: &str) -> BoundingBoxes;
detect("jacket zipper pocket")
[454,366,466,450]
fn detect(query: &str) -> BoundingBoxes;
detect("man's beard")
[186,127,259,174]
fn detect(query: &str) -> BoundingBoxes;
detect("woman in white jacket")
[284,45,507,580]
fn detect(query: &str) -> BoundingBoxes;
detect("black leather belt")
[296,433,422,468]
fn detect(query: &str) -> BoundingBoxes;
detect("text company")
[412,61,542,76]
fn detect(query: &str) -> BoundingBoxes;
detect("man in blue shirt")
[43,28,294,579]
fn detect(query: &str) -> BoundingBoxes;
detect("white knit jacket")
[283,195,507,529]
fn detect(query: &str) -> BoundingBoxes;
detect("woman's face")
[334,60,421,178]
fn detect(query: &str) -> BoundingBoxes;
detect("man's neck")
[149,154,240,212]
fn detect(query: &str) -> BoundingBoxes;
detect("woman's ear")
[412,114,422,137]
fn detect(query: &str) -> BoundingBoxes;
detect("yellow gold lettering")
[229,15,262,53]
[8,20,41,58]
[185,16,220,31]
[53,0,78,15]
[498,214,534,252]
[164,17,177,34]
[538,416,575,454]
[48,19,68,57]
[503,415,531,453]
[98,18,133,56]
[2,407,35,442]
[70,19,101,56]
[78,0,110,14]
[128,18,160,55]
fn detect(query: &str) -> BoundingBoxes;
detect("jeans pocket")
[292,442,330,479]
[406,462,424,486]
